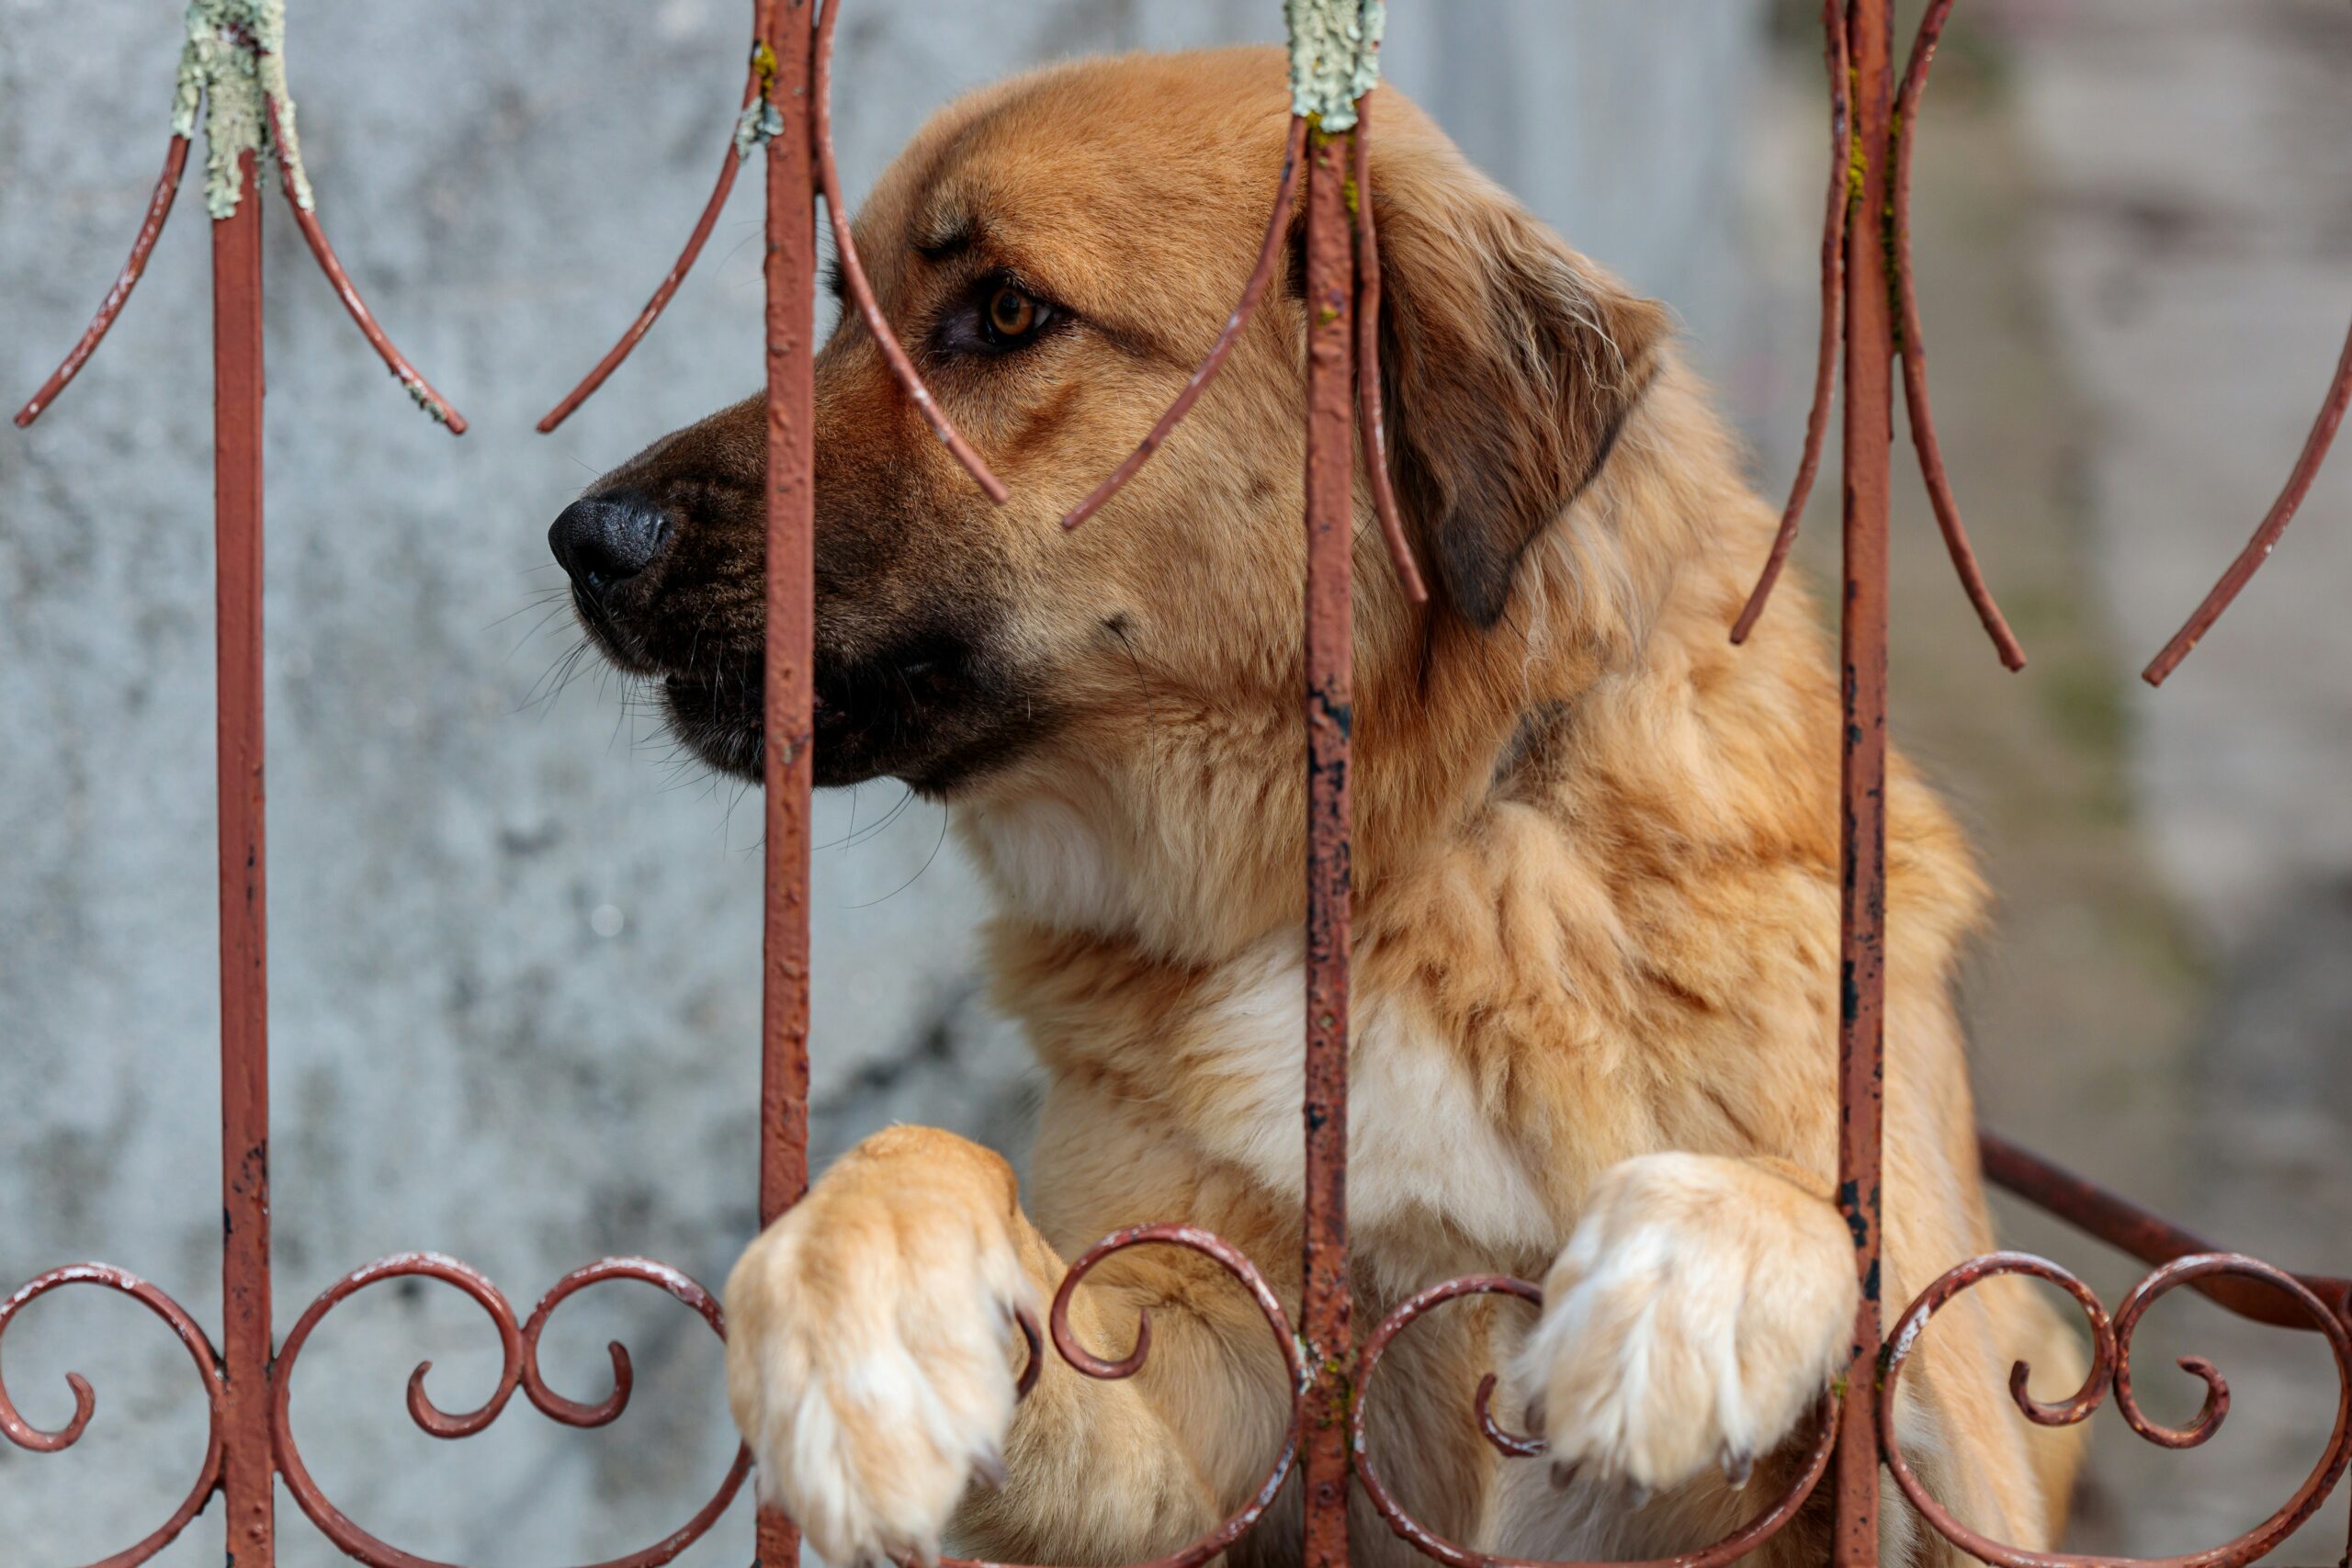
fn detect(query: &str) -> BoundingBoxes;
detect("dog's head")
[553,48,1672,942]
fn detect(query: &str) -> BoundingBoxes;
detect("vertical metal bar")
[213,147,274,1568]
[1300,122,1355,1568]
[1833,1,1894,1562]
[758,0,816,1562]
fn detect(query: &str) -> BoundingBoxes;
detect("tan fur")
[577,46,2087,1568]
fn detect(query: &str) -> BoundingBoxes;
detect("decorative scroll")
[1350,1275,1839,1568]
[941,1224,1310,1568]
[1882,1251,2352,1568]
[0,1265,226,1568]
[268,1254,751,1568]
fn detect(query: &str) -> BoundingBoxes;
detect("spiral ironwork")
[1881,1250,2352,1568]
[0,1265,226,1568]
[1349,1274,1840,1568]
[267,1253,752,1568]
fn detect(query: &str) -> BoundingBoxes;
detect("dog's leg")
[1511,1152,1856,1504]
[724,1125,1241,1568]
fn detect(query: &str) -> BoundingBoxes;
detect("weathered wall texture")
[0,3,1768,1562]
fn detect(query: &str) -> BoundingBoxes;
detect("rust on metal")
[1732,0,1849,646]
[1300,118,1357,1568]
[1890,0,2023,670]
[213,143,276,1568]
[1830,2,1894,1559]
[13,135,191,428]
[761,2,818,1564]
[1882,1251,2352,1568]
[2143,317,2352,686]
[1349,1276,1838,1568]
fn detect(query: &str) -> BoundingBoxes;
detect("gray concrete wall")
[0,3,1766,1562]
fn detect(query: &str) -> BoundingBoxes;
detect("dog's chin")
[656,667,1051,796]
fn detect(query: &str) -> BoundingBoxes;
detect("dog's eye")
[980,284,1049,348]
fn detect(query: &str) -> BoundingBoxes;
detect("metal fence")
[6,1,2352,1565]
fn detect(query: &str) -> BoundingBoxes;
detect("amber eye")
[982,285,1043,345]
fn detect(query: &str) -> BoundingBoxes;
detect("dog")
[548,46,2088,1568]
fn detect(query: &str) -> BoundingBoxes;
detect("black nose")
[549,494,667,597]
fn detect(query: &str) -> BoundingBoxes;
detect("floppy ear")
[1371,162,1670,627]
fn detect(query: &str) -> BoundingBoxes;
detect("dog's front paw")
[724,1128,1036,1567]
[1515,1153,1855,1502]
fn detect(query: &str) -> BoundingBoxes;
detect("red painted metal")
[269,1254,751,1568]
[1891,0,2022,671]
[1300,120,1357,1568]
[933,1224,1310,1568]
[213,144,276,1568]
[1981,1131,2352,1334]
[760,3,818,1565]
[1732,0,1848,646]
[0,1267,225,1568]
[536,24,775,434]
[1349,95,1430,607]
[1831,2,1894,1560]
[262,99,466,433]
[1882,1252,2352,1567]
[14,8,2352,1568]
[2144,317,2352,687]
[1350,1276,1838,1568]
[13,135,189,428]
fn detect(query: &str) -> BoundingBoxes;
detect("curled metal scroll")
[268,1253,752,1568]
[1350,1275,1838,1568]
[0,1264,226,1568]
[1882,1250,2352,1568]
[940,1223,1308,1568]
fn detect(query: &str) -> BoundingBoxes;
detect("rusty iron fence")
[7,1,2352,1565]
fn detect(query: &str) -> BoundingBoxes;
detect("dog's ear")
[1368,159,1669,627]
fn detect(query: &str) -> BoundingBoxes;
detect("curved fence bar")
[13,136,190,428]
[268,1253,752,1568]
[536,4,775,434]
[2143,317,2352,687]
[810,0,1008,502]
[1057,116,1307,532]
[1348,94,1430,604]
[1349,1276,1839,1568]
[261,96,466,433]
[1732,0,1849,645]
[1882,1252,2352,1568]
[0,1266,226,1568]
[1890,0,2022,670]
[939,1224,1309,1568]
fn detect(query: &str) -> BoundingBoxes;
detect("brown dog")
[549,47,2086,1568]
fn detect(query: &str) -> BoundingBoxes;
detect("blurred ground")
[1750,0,2352,1553]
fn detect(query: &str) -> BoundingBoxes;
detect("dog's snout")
[549,494,667,598]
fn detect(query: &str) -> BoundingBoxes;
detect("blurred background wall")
[5,1,2348,1562]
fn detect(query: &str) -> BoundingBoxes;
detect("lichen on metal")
[173,0,312,220]
[1285,0,1385,130]
[734,40,785,161]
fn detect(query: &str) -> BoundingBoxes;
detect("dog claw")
[1549,1459,1582,1491]
[1626,1483,1653,1511]
[1722,1447,1754,1490]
